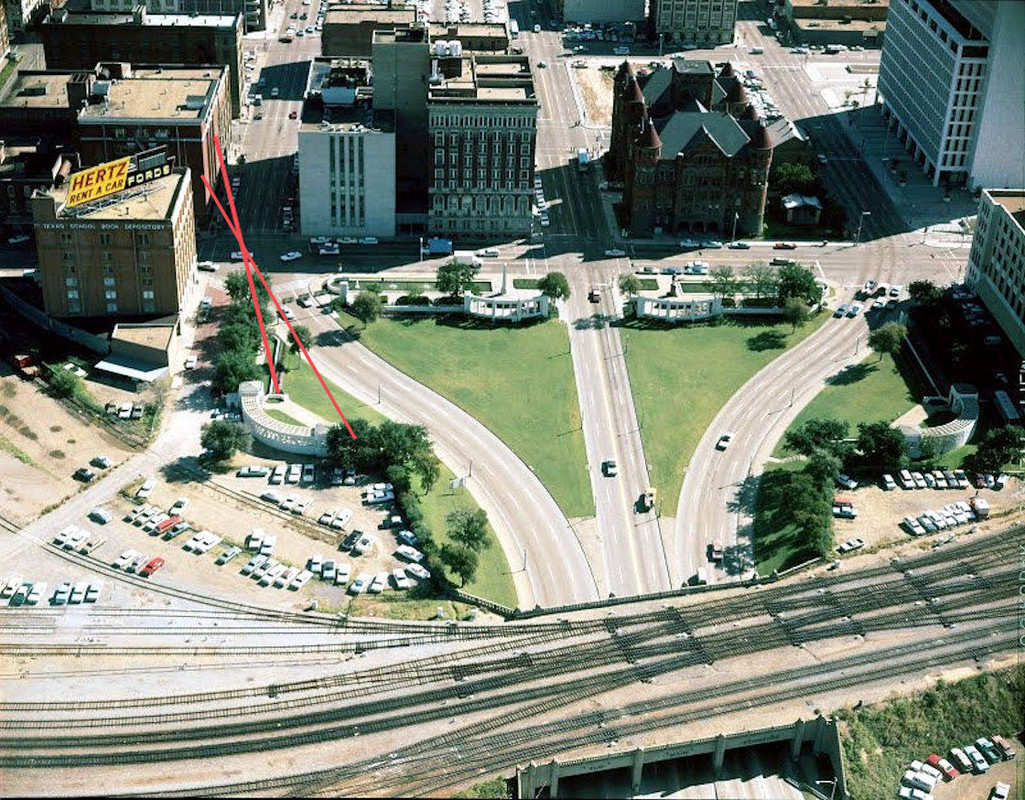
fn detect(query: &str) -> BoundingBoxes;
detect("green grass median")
[352,314,593,518]
[774,352,922,457]
[624,312,829,510]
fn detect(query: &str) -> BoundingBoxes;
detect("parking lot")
[829,475,1020,557]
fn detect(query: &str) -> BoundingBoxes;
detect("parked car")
[774,242,797,250]
[837,537,865,554]
[836,473,858,490]
[140,557,165,577]
[279,251,302,262]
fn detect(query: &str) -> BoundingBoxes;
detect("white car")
[334,562,351,585]
[230,250,254,261]
[348,572,370,594]
[286,463,302,483]
[716,432,734,450]
[136,478,156,499]
[289,569,314,590]
[476,247,500,257]
[405,563,430,581]
[301,463,315,484]
[292,498,313,516]
[52,581,72,604]
[307,553,323,574]
[368,572,388,593]
[838,537,865,554]
[113,550,138,569]
[392,568,411,590]
[280,496,298,513]
[279,251,302,262]
[26,582,47,605]
[604,249,627,257]
[395,544,424,563]
[275,567,299,588]
[169,498,189,515]
[282,307,296,321]
[329,508,352,530]
[184,355,198,370]
[197,260,218,272]
[351,534,376,556]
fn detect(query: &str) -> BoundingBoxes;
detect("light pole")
[854,210,871,246]
[418,237,423,263]
[731,210,739,243]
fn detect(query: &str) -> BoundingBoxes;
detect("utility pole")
[377,383,382,404]
[731,211,739,242]
[854,210,871,246]
[468,459,473,479]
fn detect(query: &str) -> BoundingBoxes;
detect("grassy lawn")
[454,777,512,799]
[283,357,386,426]
[838,667,1024,800]
[624,312,829,508]
[752,461,825,575]
[263,407,306,427]
[347,277,492,293]
[352,314,593,518]
[416,469,517,608]
[774,352,921,457]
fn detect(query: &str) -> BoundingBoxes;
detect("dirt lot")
[101,463,426,610]
[934,759,1020,800]
[575,61,662,127]
[0,366,134,525]
[830,478,1023,556]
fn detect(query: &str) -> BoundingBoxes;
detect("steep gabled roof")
[655,111,750,160]
[749,120,774,149]
[636,115,661,149]
[615,60,634,82]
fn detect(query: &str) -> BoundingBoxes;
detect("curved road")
[302,312,599,609]
[675,299,870,585]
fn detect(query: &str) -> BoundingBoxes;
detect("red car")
[140,557,165,577]
[774,242,797,250]
[926,753,959,780]
[289,110,298,119]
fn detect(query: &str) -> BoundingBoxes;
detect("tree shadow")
[159,454,213,485]
[746,330,787,352]
[826,362,878,386]
[724,474,760,516]
[314,329,349,348]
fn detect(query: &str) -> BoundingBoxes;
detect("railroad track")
[2,564,1015,747]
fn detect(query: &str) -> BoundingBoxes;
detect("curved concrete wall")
[238,381,328,456]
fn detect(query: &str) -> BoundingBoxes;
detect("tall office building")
[427,53,537,236]
[31,166,196,318]
[88,0,268,32]
[4,0,44,34]
[40,8,244,117]
[372,27,430,222]
[965,190,1025,357]
[299,59,396,238]
[877,0,1025,189]
[651,0,738,46]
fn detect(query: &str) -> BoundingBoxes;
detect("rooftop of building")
[986,189,1025,232]
[788,0,888,6]
[51,168,188,221]
[45,9,240,27]
[325,7,416,24]
[668,58,714,75]
[1,71,76,110]
[300,97,394,132]
[0,141,74,181]
[371,26,427,43]
[111,321,176,351]
[77,71,221,122]
[793,17,885,32]
[428,22,507,37]
[428,54,535,103]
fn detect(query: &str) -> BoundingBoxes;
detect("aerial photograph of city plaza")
[0,0,1021,796]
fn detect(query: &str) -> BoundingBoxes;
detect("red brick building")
[608,59,774,239]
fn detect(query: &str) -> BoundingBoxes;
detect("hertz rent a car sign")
[66,155,173,208]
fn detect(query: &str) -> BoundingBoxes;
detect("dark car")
[73,467,96,482]
[340,530,362,551]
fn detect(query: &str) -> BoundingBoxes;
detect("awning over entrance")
[93,354,169,382]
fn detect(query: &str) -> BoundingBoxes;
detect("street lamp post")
[731,210,739,242]
[854,210,871,246]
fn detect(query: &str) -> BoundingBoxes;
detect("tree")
[212,349,260,394]
[200,419,250,462]
[218,322,256,354]
[537,271,571,301]
[855,421,908,471]
[748,261,779,299]
[618,273,642,297]
[46,366,81,399]
[436,260,480,295]
[446,508,490,552]
[288,325,313,354]
[709,264,739,300]
[224,270,271,303]
[965,425,1025,473]
[411,450,441,494]
[326,418,379,469]
[867,322,906,362]
[777,263,822,305]
[350,290,383,326]
[782,297,809,331]
[908,280,941,306]
[769,161,816,196]
[785,418,850,459]
[440,542,478,586]
[916,436,939,467]
[805,451,842,484]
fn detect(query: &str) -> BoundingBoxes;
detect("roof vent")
[185,94,206,110]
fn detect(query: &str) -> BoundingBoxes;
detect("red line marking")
[201,136,357,440]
